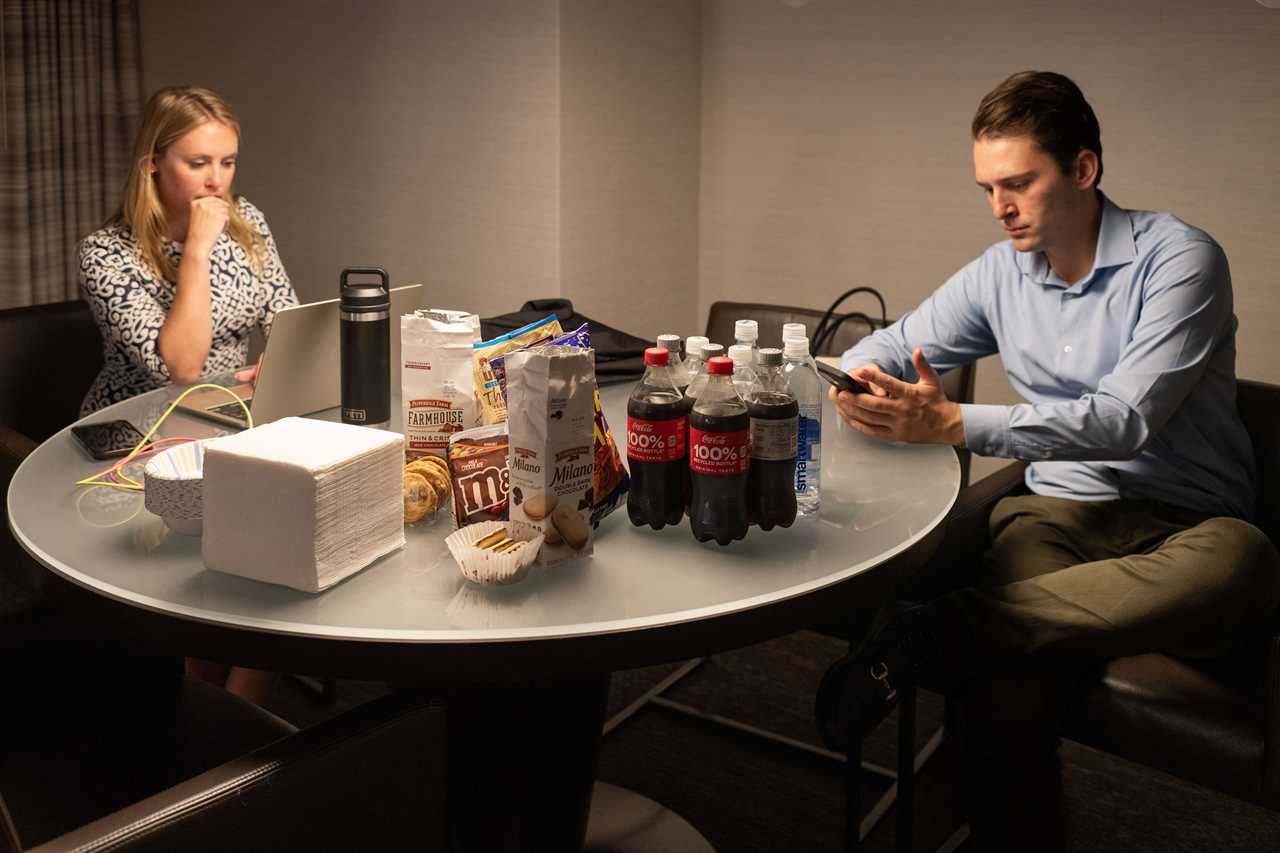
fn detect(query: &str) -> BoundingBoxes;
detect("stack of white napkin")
[202,417,404,593]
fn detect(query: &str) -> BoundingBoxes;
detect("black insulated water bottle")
[339,267,390,428]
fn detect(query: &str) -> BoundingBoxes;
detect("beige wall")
[139,0,701,340]
[699,0,1280,478]
[560,0,701,339]
[140,0,562,314]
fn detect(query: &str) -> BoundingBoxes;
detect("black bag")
[480,299,649,386]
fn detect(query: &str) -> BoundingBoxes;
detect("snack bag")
[590,386,629,526]
[472,314,562,424]
[402,309,481,462]
[447,424,510,527]
[506,345,596,565]
[489,323,591,403]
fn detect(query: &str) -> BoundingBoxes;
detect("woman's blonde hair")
[110,86,264,281]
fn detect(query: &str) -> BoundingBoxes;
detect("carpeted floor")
[263,630,1280,853]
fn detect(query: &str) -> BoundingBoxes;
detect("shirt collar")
[1015,191,1137,291]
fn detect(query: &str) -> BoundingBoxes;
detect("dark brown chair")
[2,686,447,852]
[865,377,1280,850]
[0,300,103,446]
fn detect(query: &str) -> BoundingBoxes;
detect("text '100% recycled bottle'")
[626,347,689,530]
[688,356,750,545]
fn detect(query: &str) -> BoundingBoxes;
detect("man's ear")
[1074,149,1099,190]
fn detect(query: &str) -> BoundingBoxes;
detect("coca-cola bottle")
[627,347,688,530]
[747,348,798,530]
[688,356,750,545]
[683,341,722,513]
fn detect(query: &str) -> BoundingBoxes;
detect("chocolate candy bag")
[447,424,510,527]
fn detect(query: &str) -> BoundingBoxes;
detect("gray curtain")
[0,0,141,309]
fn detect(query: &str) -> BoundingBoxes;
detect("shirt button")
[1063,345,1073,353]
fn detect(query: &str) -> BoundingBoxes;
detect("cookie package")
[505,345,596,565]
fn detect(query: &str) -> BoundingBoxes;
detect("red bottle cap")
[706,356,734,375]
[643,347,669,366]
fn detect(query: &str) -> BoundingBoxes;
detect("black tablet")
[71,419,146,460]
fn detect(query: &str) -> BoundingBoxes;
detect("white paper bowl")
[444,521,543,585]
[143,440,212,536]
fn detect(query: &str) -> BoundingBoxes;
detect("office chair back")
[0,300,102,443]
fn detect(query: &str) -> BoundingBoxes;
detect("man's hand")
[828,348,965,446]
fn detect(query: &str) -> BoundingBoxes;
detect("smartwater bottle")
[339,267,391,428]
[783,336,822,516]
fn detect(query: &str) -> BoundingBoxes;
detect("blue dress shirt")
[841,193,1255,520]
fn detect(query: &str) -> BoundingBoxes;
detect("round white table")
[8,379,961,851]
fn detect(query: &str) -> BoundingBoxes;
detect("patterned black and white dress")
[78,197,299,415]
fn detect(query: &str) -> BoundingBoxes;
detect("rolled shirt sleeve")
[840,260,1000,382]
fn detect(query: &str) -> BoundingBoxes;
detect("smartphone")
[815,361,871,395]
[71,419,147,460]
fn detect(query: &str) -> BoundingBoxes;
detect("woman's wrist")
[180,245,212,266]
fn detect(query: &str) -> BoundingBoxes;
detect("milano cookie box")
[505,345,596,565]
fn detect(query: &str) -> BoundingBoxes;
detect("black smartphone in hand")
[71,420,147,460]
[815,361,872,395]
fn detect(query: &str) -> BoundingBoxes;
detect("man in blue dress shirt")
[817,71,1280,848]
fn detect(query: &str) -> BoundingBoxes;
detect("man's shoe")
[814,602,933,752]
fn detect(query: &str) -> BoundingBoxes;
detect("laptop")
[177,284,424,428]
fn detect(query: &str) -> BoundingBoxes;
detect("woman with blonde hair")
[79,86,295,704]
[79,85,297,413]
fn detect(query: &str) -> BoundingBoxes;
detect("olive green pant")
[931,494,1280,852]
[944,494,1280,667]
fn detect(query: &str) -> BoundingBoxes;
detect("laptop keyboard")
[208,399,253,422]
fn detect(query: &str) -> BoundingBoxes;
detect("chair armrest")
[1266,633,1280,802]
[2,424,49,622]
[32,691,448,853]
[0,425,37,465]
[899,460,1028,601]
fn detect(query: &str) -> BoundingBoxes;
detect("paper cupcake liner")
[444,521,543,586]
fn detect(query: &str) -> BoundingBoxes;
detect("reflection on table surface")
[9,380,960,641]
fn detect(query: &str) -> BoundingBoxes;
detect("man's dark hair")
[972,71,1103,188]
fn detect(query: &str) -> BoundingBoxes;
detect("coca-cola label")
[627,416,687,463]
[689,427,750,475]
[750,415,798,461]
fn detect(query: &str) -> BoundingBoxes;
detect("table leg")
[444,675,609,852]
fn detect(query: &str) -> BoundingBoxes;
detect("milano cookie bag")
[505,345,596,565]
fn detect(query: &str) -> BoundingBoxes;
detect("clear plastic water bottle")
[656,334,686,393]
[682,335,709,388]
[783,336,822,516]
[727,343,759,401]
[685,342,724,407]
[734,320,760,364]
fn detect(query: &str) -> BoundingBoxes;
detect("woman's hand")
[185,196,230,256]
[234,354,263,388]
[158,199,224,383]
